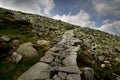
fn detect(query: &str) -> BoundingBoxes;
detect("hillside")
[0,7,120,80]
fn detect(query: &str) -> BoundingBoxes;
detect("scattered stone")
[58,72,67,80]
[104,60,110,64]
[66,74,81,80]
[52,53,61,57]
[101,64,106,68]
[17,62,50,80]
[98,55,104,61]
[112,73,120,80]
[0,36,10,42]
[115,57,120,63]
[17,42,38,57]
[37,40,50,46]
[12,40,21,47]
[11,52,22,63]
[84,67,94,80]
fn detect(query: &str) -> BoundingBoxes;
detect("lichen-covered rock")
[17,42,38,57]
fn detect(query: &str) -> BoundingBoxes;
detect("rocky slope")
[0,7,120,80]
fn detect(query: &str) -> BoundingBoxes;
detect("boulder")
[0,36,10,42]
[17,62,50,80]
[11,52,22,63]
[84,67,94,80]
[17,42,38,57]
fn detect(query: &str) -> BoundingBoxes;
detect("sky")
[0,0,120,36]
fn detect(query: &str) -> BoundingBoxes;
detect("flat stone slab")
[56,66,81,74]
[62,54,77,66]
[17,62,50,80]
[40,54,54,63]
[67,74,81,80]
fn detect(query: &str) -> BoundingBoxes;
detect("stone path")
[17,30,82,80]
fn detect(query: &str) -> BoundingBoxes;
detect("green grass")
[0,57,40,80]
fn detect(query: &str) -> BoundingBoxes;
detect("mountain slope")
[0,7,120,80]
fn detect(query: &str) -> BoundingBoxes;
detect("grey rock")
[12,40,20,47]
[58,72,67,79]
[57,66,81,74]
[51,62,62,67]
[68,45,80,53]
[40,54,54,63]
[11,52,22,63]
[84,67,94,80]
[101,64,106,68]
[98,55,104,61]
[62,30,74,39]
[62,54,77,66]
[53,75,61,80]
[104,60,110,64]
[17,42,38,57]
[66,74,81,80]
[37,40,50,46]
[54,57,61,63]
[52,53,61,57]
[112,73,120,80]
[17,62,50,80]
[0,36,10,42]
[115,57,120,63]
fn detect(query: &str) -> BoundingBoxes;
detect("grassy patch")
[0,56,40,80]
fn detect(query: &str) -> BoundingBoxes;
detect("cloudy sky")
[0,0,120,36]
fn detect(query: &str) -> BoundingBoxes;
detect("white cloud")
[100,20,120,36]
[92,0,120,17]
[53,10,95,27]
[0,0,55,16]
